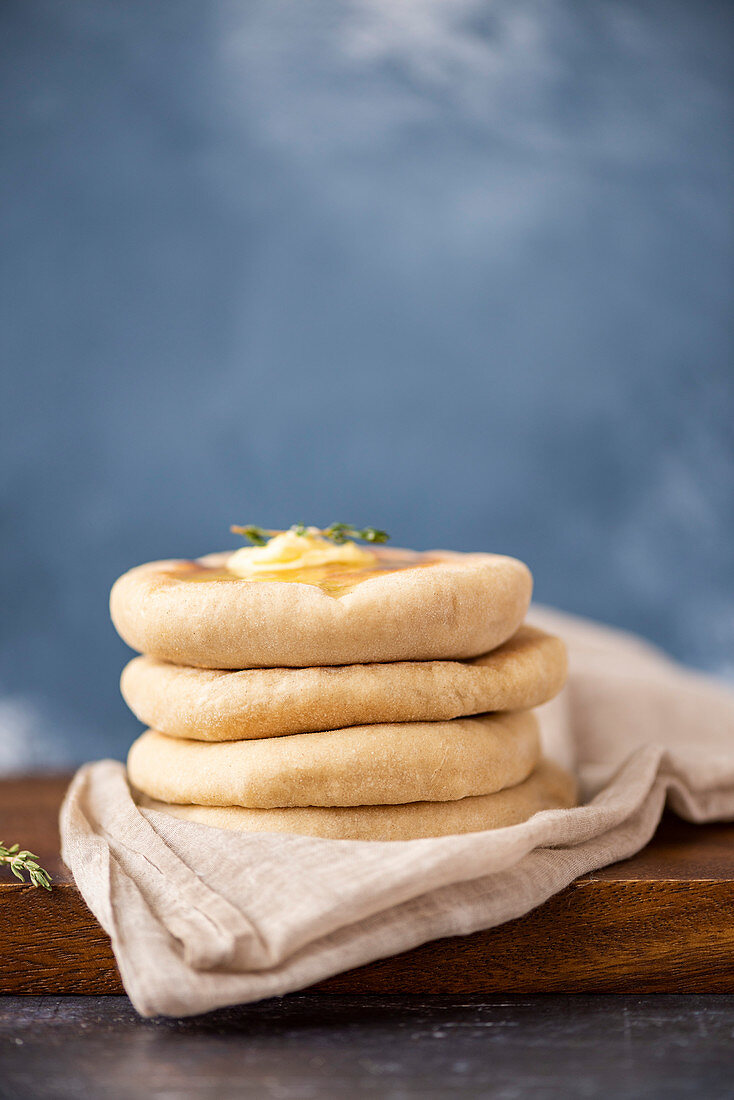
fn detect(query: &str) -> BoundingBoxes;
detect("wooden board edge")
[2,879,734,997]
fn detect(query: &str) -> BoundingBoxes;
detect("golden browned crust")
[136,759,576,841]
[127,711,540,808]
[121,625,567,741]
[110,549,533,669]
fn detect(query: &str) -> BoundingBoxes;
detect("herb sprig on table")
[231,524,390,546]
[0,841,53,890]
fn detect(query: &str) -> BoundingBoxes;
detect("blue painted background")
[2,0,733,770]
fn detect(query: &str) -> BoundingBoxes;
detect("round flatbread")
[110,548,532,669]
[121,625,566,742]
[127,711,540,809]
[137,759,576,841]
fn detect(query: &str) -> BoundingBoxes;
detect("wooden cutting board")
[2,775,734,996]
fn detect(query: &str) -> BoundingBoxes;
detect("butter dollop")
[227,528,377,577]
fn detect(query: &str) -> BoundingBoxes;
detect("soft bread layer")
[121,625,567,742]
[127,712,540,809]
[137,759,576,841]
[110,549,532,668]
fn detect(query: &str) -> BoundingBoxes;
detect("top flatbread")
[110,548,532,669]
[121,625,567,742]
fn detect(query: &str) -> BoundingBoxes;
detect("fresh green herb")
[230,525,271,546]
[320,524,389,545]
[231,524,390,547]
[0,841,52,890]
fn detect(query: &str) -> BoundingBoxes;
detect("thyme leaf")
[320,524,389,545]
[0,841,52,890]
[230,524,390,547]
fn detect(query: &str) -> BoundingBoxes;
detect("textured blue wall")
[1,0,733,770]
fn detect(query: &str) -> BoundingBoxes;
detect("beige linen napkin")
[60,607,734,1017]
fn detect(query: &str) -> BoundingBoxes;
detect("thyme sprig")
[230,525,272,546]
[231,524,390,547]
[0,841,52,890]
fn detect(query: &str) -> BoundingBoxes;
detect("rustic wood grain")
[1,775,734,996]
[3,994,734,1099]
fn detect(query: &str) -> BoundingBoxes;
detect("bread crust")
[121,625,566,741]
[110,549,532,669]
[127,711,540,808]
[136,759,576,840]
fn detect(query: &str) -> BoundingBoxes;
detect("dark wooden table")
[2,993,734,1099]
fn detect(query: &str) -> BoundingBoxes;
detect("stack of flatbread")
[111,541,576,840]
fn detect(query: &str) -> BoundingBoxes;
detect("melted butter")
[170,549,434,597]
[227,529,376,576]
